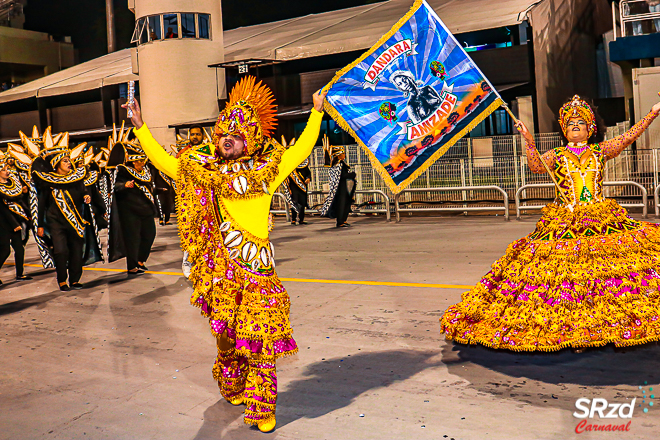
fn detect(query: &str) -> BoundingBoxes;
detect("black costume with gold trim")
[283,157,311,223]
[0,159,30,278]
[151,164,175,224]
[320,141,356,226]
[28,142,104,285]
[107,127,157,270]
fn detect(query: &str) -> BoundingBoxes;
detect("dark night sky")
[23,0,383,63]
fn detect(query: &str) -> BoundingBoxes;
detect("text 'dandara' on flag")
[324,0,504,193]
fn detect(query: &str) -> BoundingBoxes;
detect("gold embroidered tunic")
[134,110,323,358]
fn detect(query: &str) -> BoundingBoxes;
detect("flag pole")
[501,103,571,205]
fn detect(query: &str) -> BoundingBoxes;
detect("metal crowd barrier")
[271,193,291,223]
[654,184,660,217]
[516,181,648,219]
[273,190,391,222]
[355,189,391,221]
[394,185,510,222]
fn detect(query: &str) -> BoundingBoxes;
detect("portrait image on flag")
[324,0,504,193]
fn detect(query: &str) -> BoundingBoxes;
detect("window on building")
[148,16,162,41]
[491,109,512,135]
[198,14,210,39]
[134,12,211,45]
[470,120,486,137]
[164,14,179,39]
[131,17,146,44]
[139,20,149,44]
[181,13,196,38]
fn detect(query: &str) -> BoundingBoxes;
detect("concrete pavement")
[1,214,659,440]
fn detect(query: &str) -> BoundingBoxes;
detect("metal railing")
[308,190,391,221]
[355,190,391,221]
[271,193,291,223]
[272,190,391,222]
[394,185,510,222]
[515,181,648,219]
[654,184,660,217]
[618,0,660,38]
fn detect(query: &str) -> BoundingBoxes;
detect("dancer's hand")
[13,225,21,232]
[37,227,44,237]
[313,89,328,112]
[84,195,91,204]
[653,92,660,114]
[514,120,534,144]
[125,180,135,188]
[121,98,144,129]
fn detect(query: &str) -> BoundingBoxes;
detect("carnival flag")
[324,0,504,193]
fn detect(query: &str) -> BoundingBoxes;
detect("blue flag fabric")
[324,0,504,193]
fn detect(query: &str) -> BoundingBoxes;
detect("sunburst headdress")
[558,95,597,138]
[172,133,191,155]
[8,126,86,171]
[107,122,146,168]
[0,150,9,169]
[214,76,277,157]
[86,145,110,170]
[322,135,345,167]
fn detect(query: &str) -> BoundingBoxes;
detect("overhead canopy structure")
[222,0,540,62]
[0,49,136,104]
[0,0,539,105]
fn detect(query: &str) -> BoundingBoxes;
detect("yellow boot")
[258,417,276,433]
[229,396,244,406]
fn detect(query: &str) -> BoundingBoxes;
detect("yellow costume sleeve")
[133,124,179,179]
[270,109,323,191]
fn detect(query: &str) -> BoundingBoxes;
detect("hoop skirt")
[441,145,660,351]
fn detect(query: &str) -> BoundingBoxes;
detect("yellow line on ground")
[18,263,471,289]
[278,277,472,289]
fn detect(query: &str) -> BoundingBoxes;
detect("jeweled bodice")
[553,144,605,206]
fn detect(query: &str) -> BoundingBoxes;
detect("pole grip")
[127,81,135,118]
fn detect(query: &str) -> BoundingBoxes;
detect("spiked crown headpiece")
[322,135,345,167]
[107,122,146,168]
[558,95,597,138]
[8,126,86,172]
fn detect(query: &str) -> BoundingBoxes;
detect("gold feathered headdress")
[214,76,277,157]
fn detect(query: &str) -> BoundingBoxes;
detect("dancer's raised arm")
[600,98,660,160]
[516,119,557,174]
[123,99,179,179]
